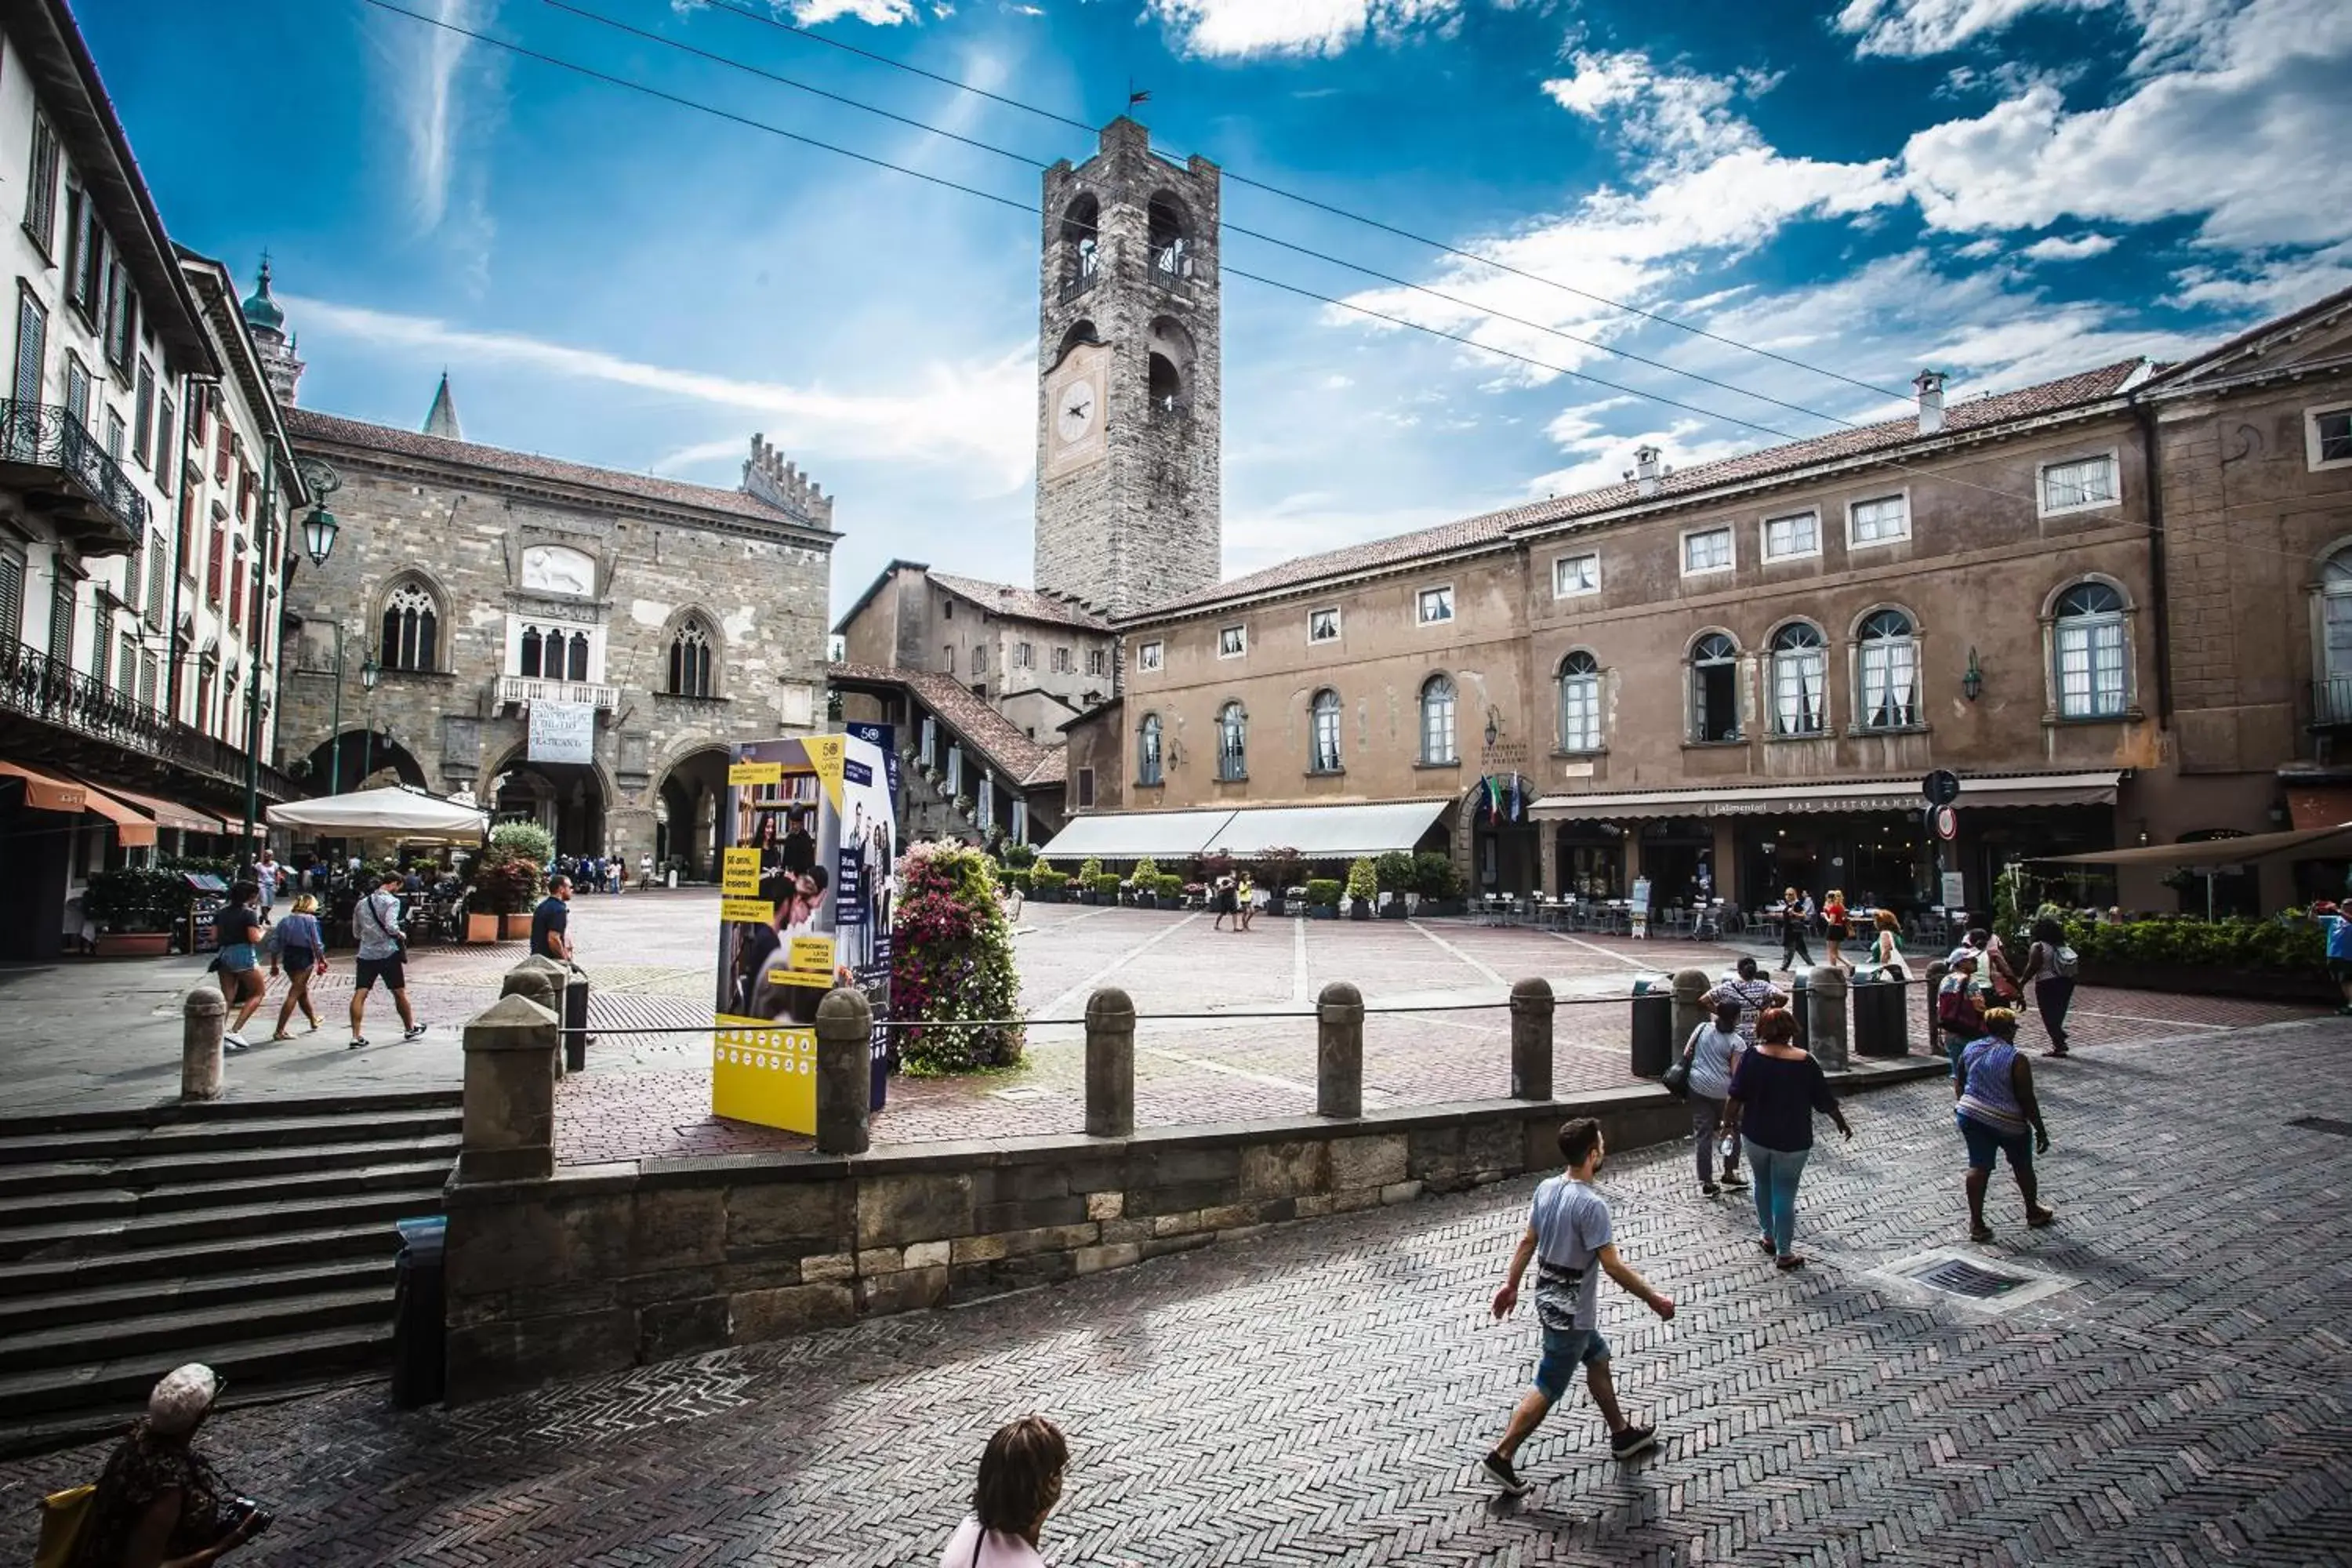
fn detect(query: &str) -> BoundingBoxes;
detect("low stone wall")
[444,1089,1692,1402]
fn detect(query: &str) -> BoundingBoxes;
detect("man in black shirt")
[532,874,575,963]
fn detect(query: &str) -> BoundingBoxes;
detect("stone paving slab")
[4,1015,2346,1565]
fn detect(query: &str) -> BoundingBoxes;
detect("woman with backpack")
[2016,916,2080,1057]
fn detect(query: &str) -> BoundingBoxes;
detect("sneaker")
[1721,1173,1750,1192]
[347,1036,369,1051]
[1481,1450,1531,1497]
[1610,1425,1658,1461]
[1701,1182,1721,1198]
[222,1033,248,1053]
[401,1024,428,1042]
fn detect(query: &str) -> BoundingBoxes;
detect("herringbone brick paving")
[4,1015,2347,1565]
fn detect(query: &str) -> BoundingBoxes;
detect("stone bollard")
[1924,959,1949,1067]
[1510,977,1554,1101]
[500,955,570,1076]
[458,993,558,1183]
[181,985,226,1102]
[1671,967,1712,1055]
[561,965,593,1075]
[1317,980,1364,1119]
[1084,986,1135,1138]
[815,988,873,1156]
[1806,965,1851,1071]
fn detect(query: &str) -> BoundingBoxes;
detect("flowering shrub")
[891,840,1024,1074]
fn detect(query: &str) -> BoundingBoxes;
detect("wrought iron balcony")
[498,673,620,711]
[0,400,147,551]
[0,636,301,800]
[1148,396,1192,424]
[2313,677,2352,727]
[1058,267,1098,304]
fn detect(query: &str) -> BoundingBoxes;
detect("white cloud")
[2018,232,2118,261]
[287,296,1037,489]
[392,0,485,231]
[2172,241,2352,312]
[1149,0,1463,58]
[1542,51,1762,172]
[789,0,919,22]
[1835,0,2107,57]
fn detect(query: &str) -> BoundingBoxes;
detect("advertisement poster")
[528,700,596,764]
[711,732,895,1133]
[843,721,900,1104]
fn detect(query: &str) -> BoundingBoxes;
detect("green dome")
[241,259,284,333]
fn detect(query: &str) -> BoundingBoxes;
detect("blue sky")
[80,0,2352,609]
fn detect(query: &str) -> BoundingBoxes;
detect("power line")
[544,0,1876,436]
[680,0,1918,404]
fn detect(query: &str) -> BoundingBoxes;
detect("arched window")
[519,626,542,677]
[1137,712,1163,786]
[1559,650,1602,753]
[1148,192,1189,278]
[667,619,713,698]
[1769,622,1826,736]
[1420,673,1457,765]
[1310,688,1342,773]
[1217,702,1247,780]
[2053,581,2127,717]
[1857,609,1918,730]
[1690,632,1740,742]
[379,582,438,672]
[1149,353,1183,412]
[2317,549,2352,722]
[1059,193,1099,300]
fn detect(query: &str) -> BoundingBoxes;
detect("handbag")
[1661,1029,1696,1098]
[35,1483,94,1568]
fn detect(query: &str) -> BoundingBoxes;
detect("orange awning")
[79,781,221,834]
[0,760,89,813]
[73,781,158,849]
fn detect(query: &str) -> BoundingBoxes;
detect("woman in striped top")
[1954,1009,2056,1243]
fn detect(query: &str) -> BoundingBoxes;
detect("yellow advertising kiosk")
[710,731,895,1133]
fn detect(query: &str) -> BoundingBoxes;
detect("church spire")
[423,371,462,441]
[241,253,305,406]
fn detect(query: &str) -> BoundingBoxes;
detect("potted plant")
[1091,872,1123,903]
[1305,878,1341,920]
[1414,851,1468,916]
[83,867,178,957]
[470,822,550,940]
[1078,856,1105,906]
[1030,866,1069,902]
[1345,858,1379,921]
[1132,856,1162,909]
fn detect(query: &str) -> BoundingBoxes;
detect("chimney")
[1913,369,1947,435]
[1632,445,1663,498]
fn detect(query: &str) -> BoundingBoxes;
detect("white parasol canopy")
[267,786,491,844]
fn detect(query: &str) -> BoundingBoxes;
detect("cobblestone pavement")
[4,1014,2346,1566]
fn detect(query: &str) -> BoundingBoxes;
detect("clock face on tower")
[1057,381,1096,444]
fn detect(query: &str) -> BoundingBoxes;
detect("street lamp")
[301,503,339,568]
[361,652,380,692]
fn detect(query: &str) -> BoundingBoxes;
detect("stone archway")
[484,750,608,858]
[299,729,430,795]
[653,745,731,881]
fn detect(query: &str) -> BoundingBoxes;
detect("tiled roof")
[2143,283,2352,390]
[285,408,826,532]
[1133,358,2148,620]
[929,572,1113,633]
[827,661,1064,792]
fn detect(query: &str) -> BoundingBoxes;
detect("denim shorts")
[1534,1324,1610,1399]
[1957,1112,2033,1173]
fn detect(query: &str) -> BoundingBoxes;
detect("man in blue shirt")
[1482,1117,1676,1497]
[2315,901,2352,1014]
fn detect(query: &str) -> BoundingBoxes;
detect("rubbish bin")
[1788,970,1812,1046]
[1851,971,1911,1058]
[390,1214,447,1409]
[562,967,593,1073]
[1630,975,1673,1078]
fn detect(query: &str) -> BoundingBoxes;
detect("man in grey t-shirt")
[350,869,425,1050]
[1483,1116,1675,1497]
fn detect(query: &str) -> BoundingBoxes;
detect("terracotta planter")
[94,931,171,958]
[501,913,535,942]
[466,912,501,944]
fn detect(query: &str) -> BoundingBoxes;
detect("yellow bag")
[34,1483,94,1568]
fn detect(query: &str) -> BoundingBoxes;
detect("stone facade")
[1034,118,1221,617]
[275,394,836,873]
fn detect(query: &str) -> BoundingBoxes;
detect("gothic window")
[1217,701,1247,781]
[1311,688,1342,773]
[668,619,714,698]
[1419,674,1457,765]
[1857,609,1919,730]
[2316,550,2352,720]
[520,626,541,677]
[380,582,440,673]
[1690,632,1740,742]
[566,630,589,682]
[1138,712,1163,786]
[1558,650,1602,753]
[2053,581,2128,718]
[1769,622,1826,736]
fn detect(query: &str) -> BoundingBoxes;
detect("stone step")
[2,1159,455,1225]
[0,1089,460,1141]
[0,1132,460,1199]
[0,1286,393,1376]
[0,1370,378,1463]
[0,1218,408,1299]
[0,1108,460,1168]
[0,1322,394,1428]
[0,1257,395,1337]
[0,1189,444,1265]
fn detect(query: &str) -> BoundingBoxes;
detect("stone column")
[1807,964,1850,1071]
[181,985,225,1102]
[459,993,558,1183]
[815,988,873,1156]
[1084,986,1135,1138]
[1316,980,1363,1119]
[1671,967,1712,1051]
[1537,819,1560,897]
[1510,977,1553,1101]
[1924,959,1949,1066]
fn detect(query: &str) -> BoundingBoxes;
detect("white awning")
[1530,771,2122,820]
[1034,809,1236,861]
[267,785,491,843]
[1204,800,1450,858]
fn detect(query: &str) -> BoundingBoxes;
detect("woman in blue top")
[1724,1007,1852,1270]
[267,893,328,1040]
[1954,1008,2055,1243]
[212,881,267,1052]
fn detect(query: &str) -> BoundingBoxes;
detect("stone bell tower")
[1033,118,1221,617]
